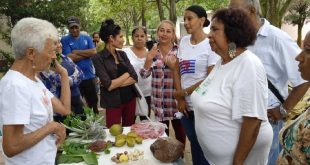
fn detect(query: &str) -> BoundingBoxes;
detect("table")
[59,127,184,165]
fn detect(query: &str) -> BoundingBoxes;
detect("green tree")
[284,0,310,46]
[260,0,294,27]
[0,0,88,28]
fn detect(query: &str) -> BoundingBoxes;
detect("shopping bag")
[134,83,148,116]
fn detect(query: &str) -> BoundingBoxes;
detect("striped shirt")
[140,45,178,121]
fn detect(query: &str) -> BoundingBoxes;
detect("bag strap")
[268,79,284,104]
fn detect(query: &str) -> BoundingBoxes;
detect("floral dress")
[277,109,310,165]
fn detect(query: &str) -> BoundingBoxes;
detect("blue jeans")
[267,120,283,165]
[180,111,209,165]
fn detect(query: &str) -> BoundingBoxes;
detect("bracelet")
[279,104,288,118]
[184,90,189,96]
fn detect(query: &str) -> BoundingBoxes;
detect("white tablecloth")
[59,127,184,165]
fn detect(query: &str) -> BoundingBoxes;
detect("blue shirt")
[40,54,84,97]
[61,34,96,80]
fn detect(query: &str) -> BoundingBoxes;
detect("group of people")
[0,0,309,165]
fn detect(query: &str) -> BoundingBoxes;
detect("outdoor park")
[0,0,310,165]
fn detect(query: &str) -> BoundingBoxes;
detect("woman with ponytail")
[92,19,138,128]
[173,5,219,165]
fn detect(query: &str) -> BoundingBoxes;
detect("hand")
[68,53,79,62]
[267,107,282,121]
[176,99,188,117]
[146,43,158,61]
[164,55,177,70]
[51,60,67,76]
[48,122,66,147]
[122,72,130,79]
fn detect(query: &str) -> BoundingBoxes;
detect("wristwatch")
[279,104,288,118]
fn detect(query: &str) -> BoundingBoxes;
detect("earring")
[32,61,36,69]
[228,42,236,58]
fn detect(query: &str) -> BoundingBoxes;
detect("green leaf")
[82,152,98,165]
[58,155,84,164]
[104,149,110,154]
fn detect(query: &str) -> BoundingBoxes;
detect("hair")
[11,17,58,60]
[242,0,261,17]
[304,31,310,50]
[185,5,210,27]
[92,31,99,38]
[212,8,256,47]
[131,26,147,37]
[99,19,121,43]
[157,20,178,44]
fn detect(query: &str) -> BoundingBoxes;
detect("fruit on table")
[109,124,123,136]
[115,138,126,147]
[127,131,138,138]
[134,136,143,144]
[119,154,129,163]
[126,138,135,147]
[113,131,144,148]
[116,134,126,140]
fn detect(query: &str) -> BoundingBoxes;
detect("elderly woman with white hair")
[0,17,71,165]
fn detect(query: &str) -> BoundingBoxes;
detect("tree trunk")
[260,0,294,28]
[169,0,177,23]
[125,27,130,45]
[297,23,303,46]
[156,0,165,21]
[141,7,146,27]
[132,8,139,26]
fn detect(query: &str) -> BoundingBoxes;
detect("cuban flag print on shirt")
[180,59,196,75]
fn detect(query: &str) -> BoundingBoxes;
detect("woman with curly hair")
[191,8,273,164]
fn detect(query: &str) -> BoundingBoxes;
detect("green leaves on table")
[58,142,98,165]
[63,106,107,141]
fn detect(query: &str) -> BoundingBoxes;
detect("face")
[183,10,205,34]
[69,25,80,37]
[132,28,147,48]
[56,40,62,54]
[110,32,125,49]
[93,33,100,43]
[157,22,175,44]
[296,49,310,81]
[208,18,228,55]
[32,38,57,71]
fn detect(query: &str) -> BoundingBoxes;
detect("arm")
[233,117,262,165]
[72,48,97,58]
[2,122,66,157]
[51,61,71,116]
[120,77,136,87]
[68,53,85,62]
[174,65,214,99]
[108,72,130,91]
[284,82,310,111]
[144,44,158,70]
[173,59,188,115]
[71,36,96,59]
[269,82,310,120]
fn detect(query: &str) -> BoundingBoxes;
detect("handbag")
[134,83,148,116]
[268,79,284,103]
